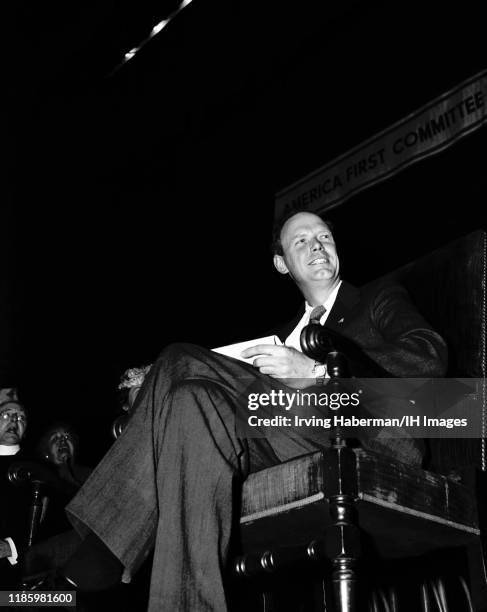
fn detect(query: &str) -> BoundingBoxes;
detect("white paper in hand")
[212,335,282,364]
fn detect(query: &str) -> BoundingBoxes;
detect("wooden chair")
[233,230,487,611]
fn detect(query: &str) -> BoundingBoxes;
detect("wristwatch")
[312,361,327,385]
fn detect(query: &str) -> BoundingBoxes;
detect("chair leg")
[332,558,356,612]
[261,590,275,612]
[466,540,487,611]
[327,493,359,612]
[324,447,360,612]
[420,580,436,612]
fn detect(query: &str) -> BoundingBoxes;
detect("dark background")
[5,0,487,462]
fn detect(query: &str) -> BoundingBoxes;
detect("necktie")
[309,305,326,325]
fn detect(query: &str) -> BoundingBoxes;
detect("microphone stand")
[8,462,49,591]
[26,481,45,549]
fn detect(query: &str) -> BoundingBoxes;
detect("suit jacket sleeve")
[359,282,448,377]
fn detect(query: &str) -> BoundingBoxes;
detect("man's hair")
[270,209,334,256]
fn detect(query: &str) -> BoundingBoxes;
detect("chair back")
[374,230,486,472]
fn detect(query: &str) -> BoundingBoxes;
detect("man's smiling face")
[0,402,27,446]
[273,212,340,292]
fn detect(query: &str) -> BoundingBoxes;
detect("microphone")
[111,414,130,440]
[326,351,349,379]
[300,323,336,362]
[300,323,390,377]
[8,461,61,487]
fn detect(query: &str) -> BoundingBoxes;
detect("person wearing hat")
[0,388,31,588]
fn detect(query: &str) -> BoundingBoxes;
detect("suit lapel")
[324,281,361,332]
[275,281,361,341]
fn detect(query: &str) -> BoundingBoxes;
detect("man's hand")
[241,344,319,388]
[0,539,12,559]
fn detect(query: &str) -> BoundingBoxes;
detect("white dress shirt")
[284,280,342,351]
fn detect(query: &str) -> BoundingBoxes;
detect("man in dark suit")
[0,388,31,589]
[62,211,447,610]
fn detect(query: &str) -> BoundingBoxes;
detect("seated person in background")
[55,211,447,611]
[0,388,31,588]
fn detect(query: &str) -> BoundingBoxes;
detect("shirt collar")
[305,279,342,316]
[0,444,20,456]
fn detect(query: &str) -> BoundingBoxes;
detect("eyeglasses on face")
[0,411,27,424]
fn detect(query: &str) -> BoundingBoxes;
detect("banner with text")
[275,70,487,219]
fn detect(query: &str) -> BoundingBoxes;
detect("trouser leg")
[148,380,244,611]
[148,376,326,611]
